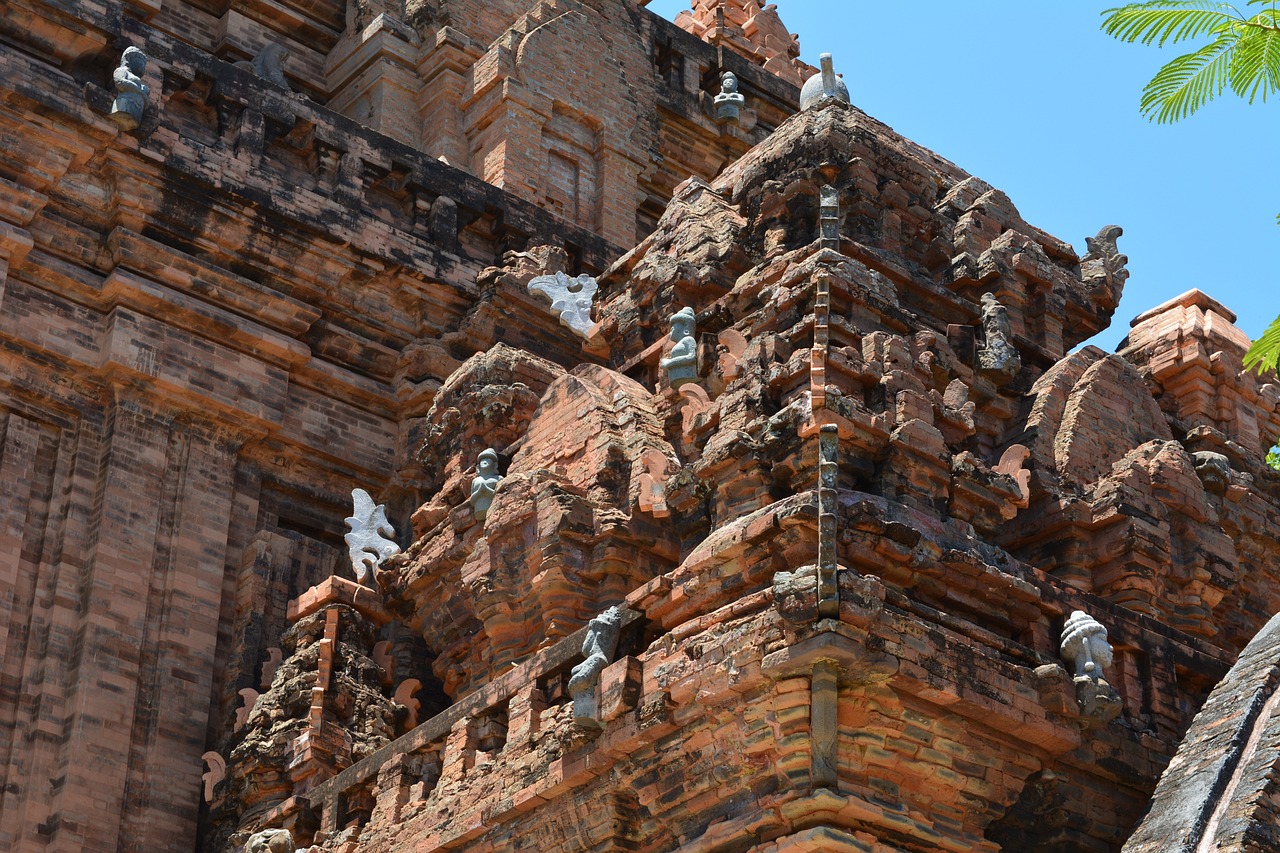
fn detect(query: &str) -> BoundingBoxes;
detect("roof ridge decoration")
[673,0,817,86]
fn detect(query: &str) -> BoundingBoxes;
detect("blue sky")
[645,1,1279,353]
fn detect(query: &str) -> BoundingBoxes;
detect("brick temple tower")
[1,1,1279,851]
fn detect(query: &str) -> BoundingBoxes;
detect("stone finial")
[659,307,699,390]
[1193,450,1231,495]
[245,828,294,853]
[1083,224,1129,287]
[977,293,1022,385]
[234,43,291,91]
[235,688,259,730]
[344,488,400,584]
[713,71,746,122]
[201,751,226,803]
[1060,611,1114,680]
[109,46,150,130]
[469,449,503,523]
[568,606,624,727]
[260,647,283,690]
[394,678,423,729]
[527,271,598,337]
[799,53,850,111]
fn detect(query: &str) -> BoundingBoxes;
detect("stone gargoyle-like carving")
[1082,224,1129,287]
[660,307,699,390]
[244,827,294,853]
[110,46,149,130]
[1059,610,1122,726]
[234,43,291,91]
[344,488,400,584]
[977,292,1022,385]
[1193,450,1231,495]
[469,448,504,523]
[568,605,624,727]
[527,271,598,337]
[713,71,746,122]
[799,52,850,111]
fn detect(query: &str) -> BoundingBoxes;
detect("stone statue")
[234,43,291,91]
[1083,224,1130,287]
[1193,450,1231,495]
[109,46,149,130]
[659,307,699,390]
[1060,610,1114,680]
[976,292,1021,385]
[469,448,503,523]
[244,828,294,853]
[344,488,400,584]
[713,71,746,122]
[799,53,850,111]
[1059,610,1122,725]
[568,605,624,727]
[527,271,598,337]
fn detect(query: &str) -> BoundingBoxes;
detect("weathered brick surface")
[2,0,1280,851]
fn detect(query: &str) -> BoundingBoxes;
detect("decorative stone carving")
[109,47,149,130]
[977,293,1022,385]
[1193,450,1231,495]
[1060,610,1122,726]
[717,328,748,380]
[469,449,503,523]
[373,640,394,686]
[637,448,671,518]
[527,271,598,337]
[235,687,259,730]
[713,71,745,122]
[568,606,624,727]
[994,444,1032,508]
[200,751,225,804]
[244,827,294,853]
[1082,224,1129,287]
[234,44,291,91]
[394,678,423,729]
[659,307,699,390]
[344,488,400,584]
[260,647,283,690]
[799,53,849,111]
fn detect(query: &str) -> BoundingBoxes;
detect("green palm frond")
[1102,1,1240,46]
[1229,14,1280,101]
[1244,312,1280,375]
[1141,35,1235,120]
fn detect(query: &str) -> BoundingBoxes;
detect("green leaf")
[1244,313,1280,375]
[1229,16,1280,102]
[1102,2,1240,47]
[1141,35,1234,120]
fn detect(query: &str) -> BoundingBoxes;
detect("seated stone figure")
[110,47,149,130]
[659,307,699,389]
[469,448,503,522]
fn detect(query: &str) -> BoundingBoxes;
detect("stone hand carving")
[109,46,149,130]
[1193,450,1231,495]
[469,448,503,523]
[713,71,746,122]
[1060,610,1121,726]
[344,488,400,584]
[659,307,699,390]
[977,293,1022,385]
[527,271,598,337]
[234,44,291,91]
[799,53,850,111]
[245,828,294,853]
[568,605,623,727]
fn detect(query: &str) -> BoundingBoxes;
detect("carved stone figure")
[244,827,294,853]
[799,53,849,111]
[1083,224,1130,287]
[713,71,746,122]
[1193,450,1231,495]
[659,307,699,390]
[527,271,598,337]
[344,488,400,584]
[1060,610,1114,680]
[568,605,624,727]
[469,448,503,523]
[977,292,1022,385]
[234,43,291,91]
[109,46,149,130]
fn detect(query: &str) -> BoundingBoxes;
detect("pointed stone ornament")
[799,53,850,111]
[527,271,598,337]
[344,488,400,583]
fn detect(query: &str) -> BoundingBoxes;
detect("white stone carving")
[110,47,149,130]
[799,53,849,111]
[569,606,624,727]
[1060,610,1114,681]
[528,271,598,338]
[344,488,400,584]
